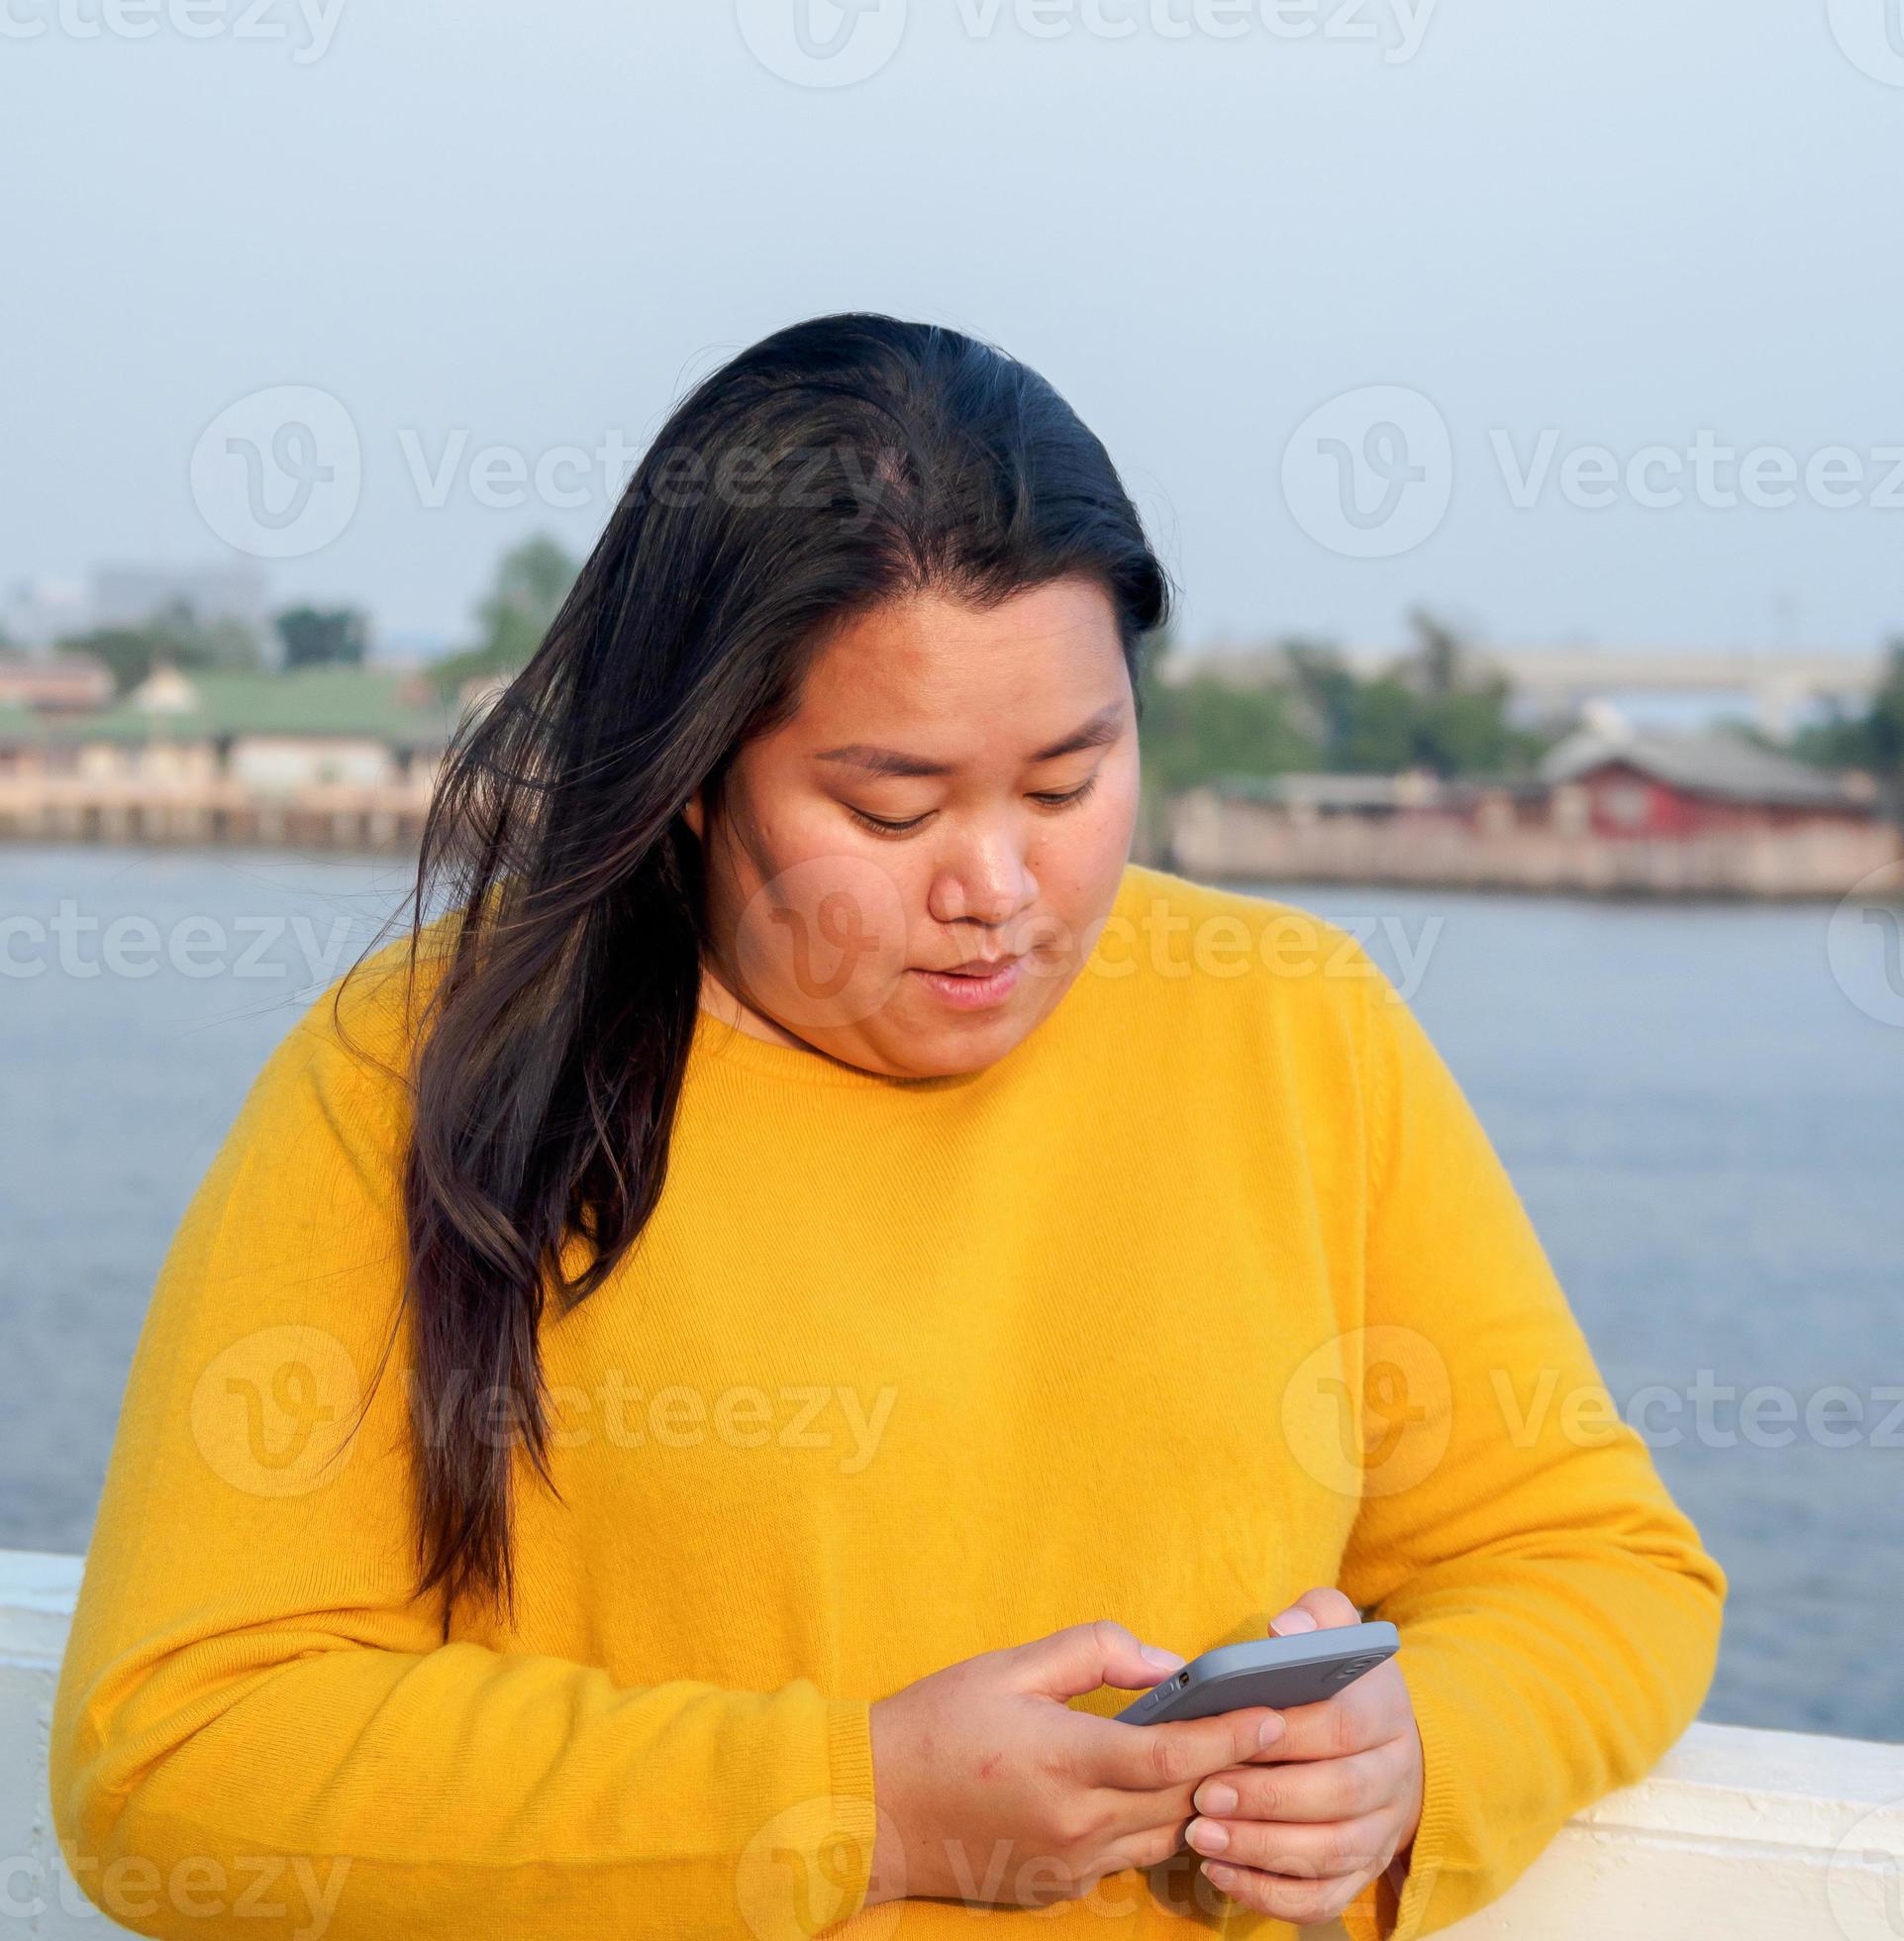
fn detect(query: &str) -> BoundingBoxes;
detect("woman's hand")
[865,1619,1284,1910]
[1181,1588,1424,1928]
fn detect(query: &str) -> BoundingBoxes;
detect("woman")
[50,313,1724,1939]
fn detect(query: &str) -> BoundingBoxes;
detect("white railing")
[5,1548,1900,1938]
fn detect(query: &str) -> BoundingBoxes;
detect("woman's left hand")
[1180,1588,1424,1928]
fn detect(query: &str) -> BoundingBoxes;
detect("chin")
[857,1009,1016,1079]
[924,1013,1034,1073]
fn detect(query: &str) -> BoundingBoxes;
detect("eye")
[1029,774,1101,811]
[846,771,1100,838]
[848,806,933,837]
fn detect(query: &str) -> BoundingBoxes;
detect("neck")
[695,961,815,1053]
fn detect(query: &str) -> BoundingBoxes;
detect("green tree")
[1135,614,1555,805]
[1135,615,1321,789]
[1405,606,1464,701]
[431,534,580,700]
[1338,675,1421,773]
[1279,640,1360,755]
[275,605,368,669]
[52,628,170,694]
[1794,639,1904,796]
[1415,686,1527,774]
[57,601,264,695]
[1130,623,1319,861]
[1139,674,1320,795]
[1282,611,1547,778]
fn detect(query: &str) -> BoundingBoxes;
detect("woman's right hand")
[864,1620,1285,1910]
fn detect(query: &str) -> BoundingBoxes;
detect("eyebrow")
[813,702,1126,779]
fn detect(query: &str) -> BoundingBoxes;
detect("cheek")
[729,846,913,1031]
[1032,772,1139,931]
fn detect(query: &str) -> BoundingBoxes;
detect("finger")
[1013,1618,1187,1701]
[1191,1740,1408,1824]
[1243,1661,1412,1764]
[1078,1817,1190,1889]
[1071,1702,1287,1796]
[1199,1855,1371,1930]
[1266,1586,1362,1637]
[1189,1807,1396,1883]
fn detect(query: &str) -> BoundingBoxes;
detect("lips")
[910,954,1024,1010]
[934,954,1020,975]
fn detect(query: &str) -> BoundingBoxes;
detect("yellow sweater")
[50,862,1725,1940]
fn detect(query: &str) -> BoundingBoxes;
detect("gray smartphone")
[1115,1621,1400,1725]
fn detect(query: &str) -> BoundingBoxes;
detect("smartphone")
[1115,1621,1400,1725]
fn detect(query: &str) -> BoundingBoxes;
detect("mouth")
[908,954,1024,1010]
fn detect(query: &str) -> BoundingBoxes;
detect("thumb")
[1012,1619,1186,1701]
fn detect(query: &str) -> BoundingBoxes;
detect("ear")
[679,788,706,842]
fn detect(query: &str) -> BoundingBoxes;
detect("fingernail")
[1204,1862,1239,1889]
[1141,1643,1186,1671]
[1194,1781,1239,1815]
[1270,1607,1318,1635]
[1256,1712,1285,1749]
[1185,1817,1229,1854]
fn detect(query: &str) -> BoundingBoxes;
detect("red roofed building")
[1540,725,1882,839]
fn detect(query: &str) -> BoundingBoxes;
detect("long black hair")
[339,313,1174,1618]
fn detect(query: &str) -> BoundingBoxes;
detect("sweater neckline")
[688,1004,993,1093]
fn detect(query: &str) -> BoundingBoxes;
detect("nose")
[926,829,1038,934]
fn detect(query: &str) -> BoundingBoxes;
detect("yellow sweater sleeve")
[1328,942,1728,1940]
[47,986,878,1940]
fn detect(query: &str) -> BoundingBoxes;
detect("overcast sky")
[3,0,1900,660]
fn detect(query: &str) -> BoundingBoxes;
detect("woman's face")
[683,573,1141,1079]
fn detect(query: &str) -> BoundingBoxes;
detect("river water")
[2,846,1899,1741]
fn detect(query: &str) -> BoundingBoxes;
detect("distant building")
[1167,725,1898,897]
[0,663,455,796]
[0,654,115,714]
[1540,725,1880,838]
[1208,772,1435,818]
[87,562,267,634]
[1199,767,1556,836]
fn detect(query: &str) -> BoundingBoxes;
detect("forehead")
[789,576,1127,745]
